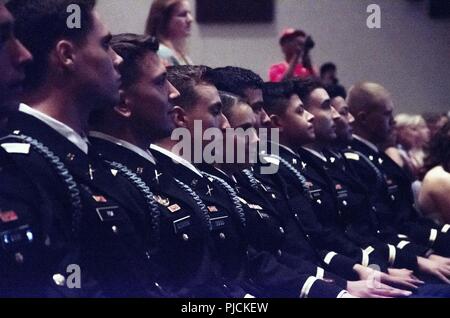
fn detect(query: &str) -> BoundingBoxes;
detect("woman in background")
[385,114,430,179]
[145,0,193,66]
[419,122,450,224]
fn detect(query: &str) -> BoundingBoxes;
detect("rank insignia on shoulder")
[168,204,181,213]
[292,158,297,165]
[207,206,218,213]
[92,195,108,203]
[136,167,144,175]
[344,152,360,161]
[154,195,170,207]
[301,162,307,170]
[1,143,30,154]
[0,210,19,223]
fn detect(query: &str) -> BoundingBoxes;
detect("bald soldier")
[345,82,450,281]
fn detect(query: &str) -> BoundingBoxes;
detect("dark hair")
[292,77,323,107]
[167,65,214,110]
[325,84,347,100]
[320,62,336,77]
[424,122,450,172]
[279,30,306,46]
[209,66,264,98]
[219,91,242,119]
[6,0,97,90]
[262,81,295,116]
[110,33,159,88]
[145,0,182,38]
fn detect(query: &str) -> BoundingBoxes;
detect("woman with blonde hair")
[385,113,430,179]
[145,0,194,66]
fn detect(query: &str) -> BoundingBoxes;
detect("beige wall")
[97,0,450,114]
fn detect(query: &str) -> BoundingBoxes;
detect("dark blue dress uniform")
[149,144,252,297]
[252,152,365,281]
[261,144,395,272]
[347,137,450,257]
[297,146,423,271]
[198,164,348,298]
[0,138,58,297]
[89,134,242,297]
[1,112,167,297]
[322,147,425,271]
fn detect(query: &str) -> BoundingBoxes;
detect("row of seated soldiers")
[1,1,450,298]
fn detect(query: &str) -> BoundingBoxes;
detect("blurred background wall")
[97,0,450,114]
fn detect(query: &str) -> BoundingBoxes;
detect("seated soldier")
[346,82,450,261]
[261,80,450,295]
[88,33,248,297]
[2,0,170,297]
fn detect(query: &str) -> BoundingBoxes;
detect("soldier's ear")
[113,89,132,118]
[170,106,187,128]
[355,111,367,125]
[269,114,283,131]
[53,40,76,72]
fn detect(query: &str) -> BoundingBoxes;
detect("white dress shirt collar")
[89,131,156,165]
[19,103,89,154]
[150,143,203,178]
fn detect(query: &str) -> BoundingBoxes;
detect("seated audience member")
[88,33,242,297]
[211,66,271,130]
[268,28,316,82]
[346,82,450,260]
[4,0,171,297]
[145,0,193,66]
[385,114,430,180]
[320,63,346,96]
[419,123,450,224]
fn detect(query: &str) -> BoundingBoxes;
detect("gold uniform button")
[182,234,189,241]
[342,200,348,206]
[219,233,226,240]
[277,249,282,256]
[279,227,285,234]
[316,199,322,205]
[112,225,119,234]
